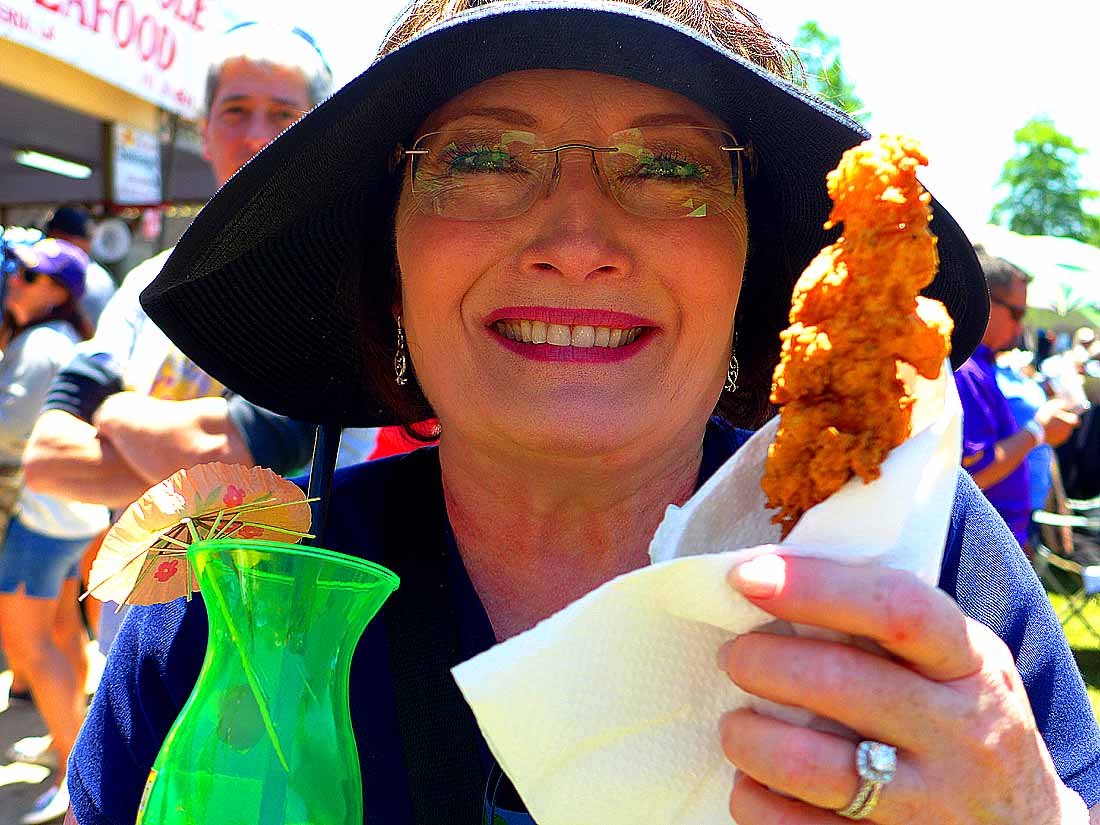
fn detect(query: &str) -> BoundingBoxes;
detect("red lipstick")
[484,306,658,363]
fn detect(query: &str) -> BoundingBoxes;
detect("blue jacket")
[69,420,1100,824]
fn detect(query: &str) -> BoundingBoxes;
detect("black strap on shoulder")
[380,453,484,825]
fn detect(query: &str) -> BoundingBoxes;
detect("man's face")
[984,278,1029,352]
[200,58,312,187]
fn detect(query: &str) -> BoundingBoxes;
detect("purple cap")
[12,238,88,299]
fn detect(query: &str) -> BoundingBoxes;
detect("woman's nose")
[520,156,633,283]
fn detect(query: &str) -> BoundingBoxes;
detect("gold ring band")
[835,740,897,821]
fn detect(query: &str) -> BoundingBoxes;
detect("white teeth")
[546,323,572,346]
[571,325,595,347]
[495,320,645,348]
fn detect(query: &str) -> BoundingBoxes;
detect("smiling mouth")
[493,320,647,348]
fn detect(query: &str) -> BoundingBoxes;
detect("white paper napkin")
[453,364,961,824]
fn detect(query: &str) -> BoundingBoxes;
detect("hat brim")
[10,246,37,271]
[141,1,987,427]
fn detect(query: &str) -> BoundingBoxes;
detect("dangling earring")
[724,352,739,394]
[394,315,409,386]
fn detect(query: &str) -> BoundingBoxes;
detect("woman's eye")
[445,146,518,173]
[632,155,710,181]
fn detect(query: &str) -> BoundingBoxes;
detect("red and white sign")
[0,0,231,118]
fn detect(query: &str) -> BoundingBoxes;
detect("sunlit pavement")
[0,646,105,825]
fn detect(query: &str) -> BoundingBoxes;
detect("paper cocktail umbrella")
[85,462,312,605]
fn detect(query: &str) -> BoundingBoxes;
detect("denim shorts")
[0,516,92,598]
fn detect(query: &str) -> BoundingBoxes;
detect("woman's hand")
[716,553,1089,824]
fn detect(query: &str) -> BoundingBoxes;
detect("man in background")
[16,28,331,821]
[25,22,330,510]
[955,246,1079,549]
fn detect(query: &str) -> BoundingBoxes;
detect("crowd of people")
[0,2,1097,825]
[0,23,426,824]
[956,245,1100,557]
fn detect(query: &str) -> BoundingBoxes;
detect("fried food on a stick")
[760,135,954,537]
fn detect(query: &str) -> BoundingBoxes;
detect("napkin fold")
[453,364,961,825]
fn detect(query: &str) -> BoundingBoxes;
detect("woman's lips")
[484,306,657,362]
[484,306,656,328]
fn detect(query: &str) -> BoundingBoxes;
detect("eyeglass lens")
[408,125,743,221]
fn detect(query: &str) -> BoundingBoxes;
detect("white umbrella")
[972,225,1100,315]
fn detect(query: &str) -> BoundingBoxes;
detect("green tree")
[793,21,868,124]
[992,116,1100,243]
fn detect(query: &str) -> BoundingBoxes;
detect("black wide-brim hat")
[142,0,988,428]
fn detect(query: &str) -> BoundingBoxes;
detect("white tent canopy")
[971,225,1100,315]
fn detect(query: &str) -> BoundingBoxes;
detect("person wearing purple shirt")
[955,247,1079,546]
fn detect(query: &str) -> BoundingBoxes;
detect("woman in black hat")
[67,3,1100,824]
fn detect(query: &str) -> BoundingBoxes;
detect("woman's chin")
[448,396,665,460]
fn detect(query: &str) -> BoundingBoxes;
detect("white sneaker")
[21,781,69,824]
[6,735,59,769]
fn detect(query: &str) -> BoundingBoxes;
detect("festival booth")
[0,0,232,270]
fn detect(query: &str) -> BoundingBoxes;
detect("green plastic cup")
[136,539,399,825]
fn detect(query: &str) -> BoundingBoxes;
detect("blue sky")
[291,1,1100,238]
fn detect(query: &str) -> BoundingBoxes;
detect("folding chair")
[1032,459,1100,644]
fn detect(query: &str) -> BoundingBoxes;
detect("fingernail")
[729,554,785,599]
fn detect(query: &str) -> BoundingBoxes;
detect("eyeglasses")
[396,125,751,221]
[991,296,1028,322]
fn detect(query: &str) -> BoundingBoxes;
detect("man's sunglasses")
[991,296,1028,322]
[224,21,332,78]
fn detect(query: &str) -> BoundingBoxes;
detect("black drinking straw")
[305,424,341,547]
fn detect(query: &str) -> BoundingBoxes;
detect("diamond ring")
[835,740,897,820]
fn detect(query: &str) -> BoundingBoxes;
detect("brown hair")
[1,275,95,348]
[365,0,800,435]
[973,243,1031,300]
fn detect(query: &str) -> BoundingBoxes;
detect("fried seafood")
[760,135,954,537]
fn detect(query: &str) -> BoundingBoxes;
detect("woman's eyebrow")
[437,106,539,127]
[628,112,714,129]
[432,108,720,133]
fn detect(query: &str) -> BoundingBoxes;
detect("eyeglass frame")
[990,295,1028,323]
[390,125,757,220]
